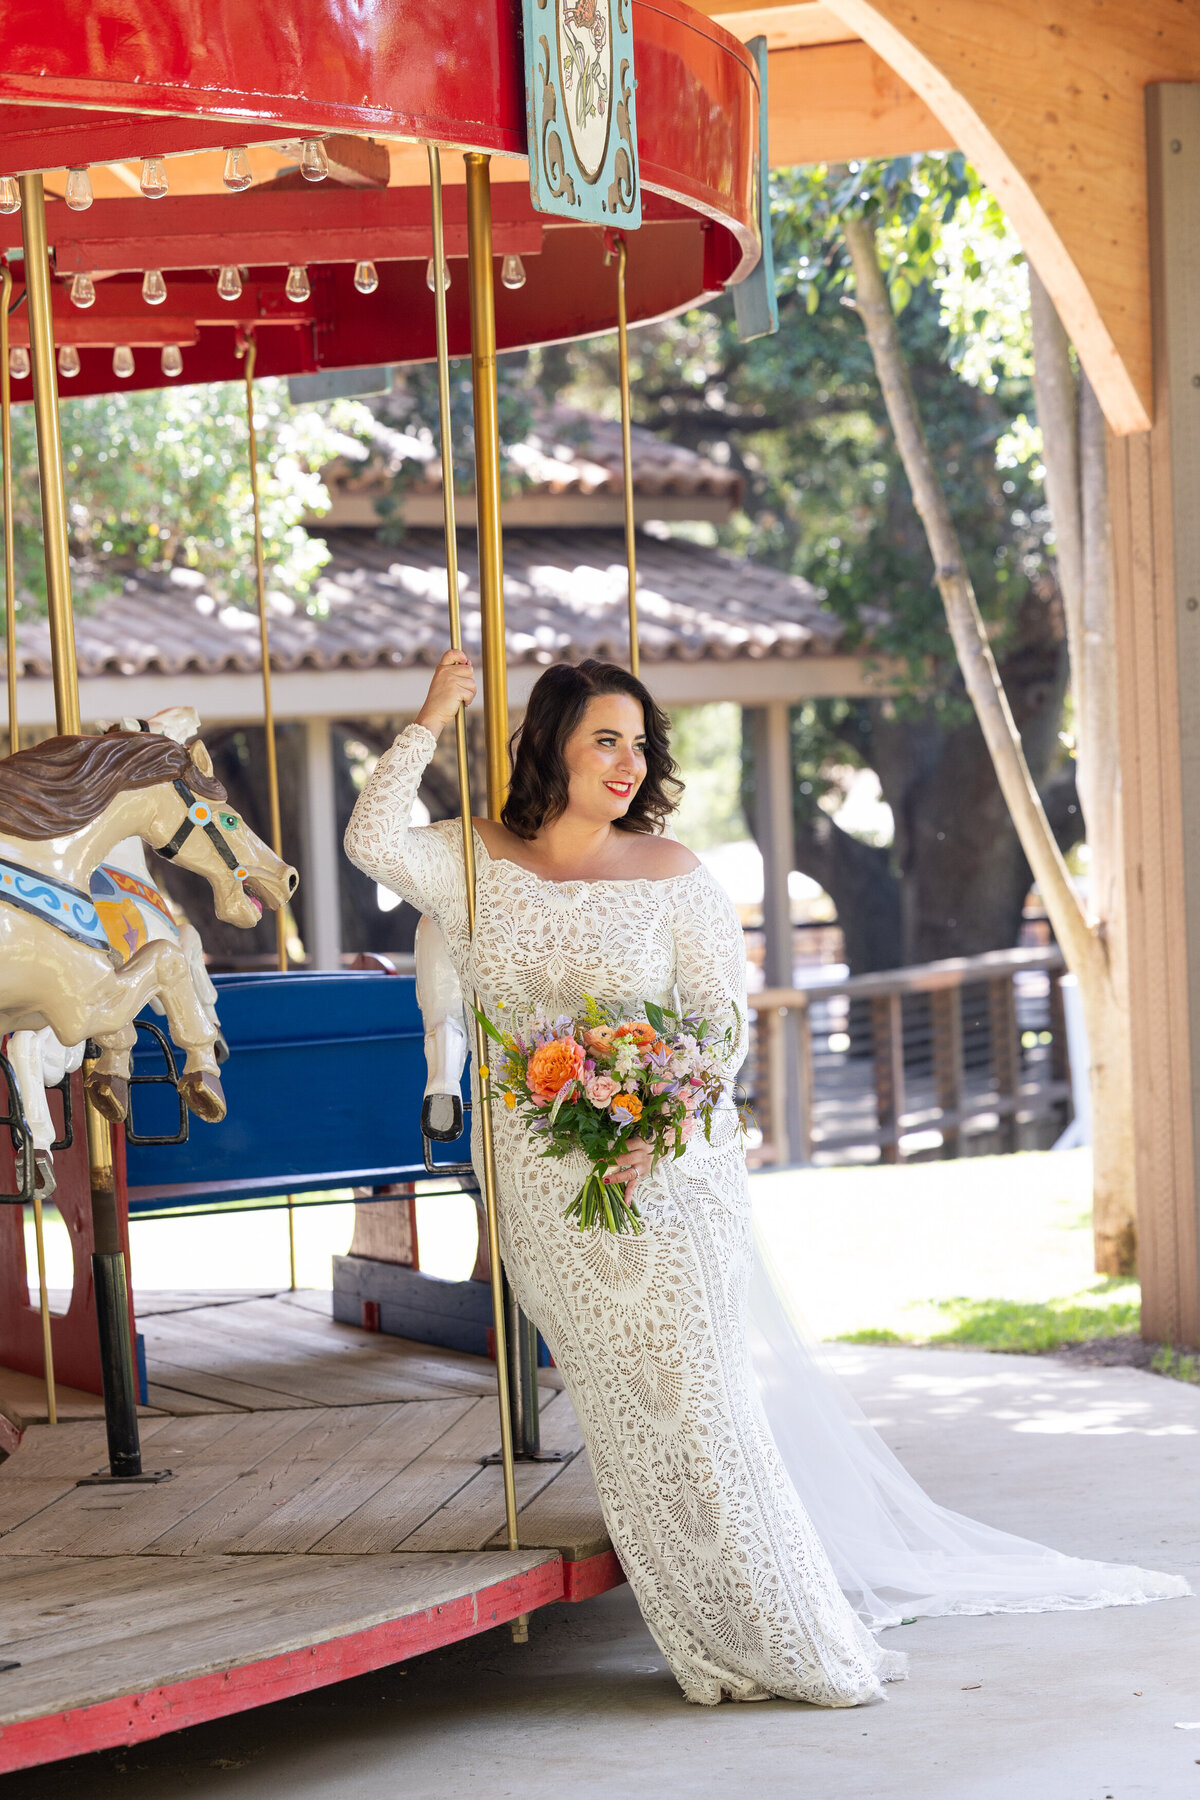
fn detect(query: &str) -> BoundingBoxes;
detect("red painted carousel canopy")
[0,0,762,395]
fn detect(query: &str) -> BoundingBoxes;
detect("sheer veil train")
[748,1224,1191,1630]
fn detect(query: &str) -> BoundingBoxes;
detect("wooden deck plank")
[231,1399,476,1555]
[140,1307,499,1406]
[134,1291,278,1316]
[396,1392,585,1554]
[139,1357,315,1412]
[144,1383,240,1416]
[0,1412,321,1556]
[0,1549,558,1726]
[0,1414,178,1482]
[310,1397,505,1554]
[143,1406,424,1556]
[499,1444,610,1561]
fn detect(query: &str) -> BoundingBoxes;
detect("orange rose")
[610,1091,643,1123]
[526,1036,585,1105]
[613,1021,656,1047]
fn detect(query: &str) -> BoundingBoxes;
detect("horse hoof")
[85,1071,129,1123]
[16,1147,57,1200]
[179,1069,227,1124]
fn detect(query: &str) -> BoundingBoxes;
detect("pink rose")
[682,1082,702,1112]
[585,1073,619,1107]
[680,1116,696,1141]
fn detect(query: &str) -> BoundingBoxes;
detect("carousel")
[0,0,764,1771]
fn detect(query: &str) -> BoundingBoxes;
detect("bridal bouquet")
[474,996,744,1235]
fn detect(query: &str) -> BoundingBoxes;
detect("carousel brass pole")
[432,145,521,1561]
[463,153,510,809]
[614,238,640,678]
[3,263,59,1428]
[1,264,18,754]
[19,176,79,732]
[241,338,296,1287]
[22,175,137,1463]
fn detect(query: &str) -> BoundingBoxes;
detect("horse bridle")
[155,778,248,883]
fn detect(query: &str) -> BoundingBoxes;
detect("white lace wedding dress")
[346,723,1189,1708]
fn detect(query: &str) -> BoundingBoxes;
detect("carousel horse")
[0,730,296,1165]
[4,710,230,1196]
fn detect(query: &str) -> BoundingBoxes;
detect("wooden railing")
[744,945,1073,1167]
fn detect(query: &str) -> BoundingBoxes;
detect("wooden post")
[930,984,964,1158]
[1105,85,1200,1344]
[871,992,905,1162]
[751,702,806,1160]
[300,717,342,970]
[988,976,1021,1153]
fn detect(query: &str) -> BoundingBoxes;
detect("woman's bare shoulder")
[634,835,701,877]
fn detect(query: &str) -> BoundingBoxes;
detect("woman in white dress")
[345,650,1188,1709]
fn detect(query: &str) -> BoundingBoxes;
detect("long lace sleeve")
[673,866,749,1080]
[343,723,467,938]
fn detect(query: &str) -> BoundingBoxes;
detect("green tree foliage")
[6,379,367,616]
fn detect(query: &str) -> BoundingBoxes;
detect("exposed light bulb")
[285,264,311,303]
[500,253,527,291]
[353,260,379,295]
[161,344,183,378]
[65,166,93,212]
[299,138,329,182]
[57,344,81,378]
[222,147,252,192]
[112,345,135,379]
[9,346,29,380]
[142,268,167,306]
[0,177,20,215]
[425,257,451,293]
[216,264,243,302]
[139,156,169,199]
[69,271,96,309]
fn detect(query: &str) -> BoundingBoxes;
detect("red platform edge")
[0,1547,626,1774]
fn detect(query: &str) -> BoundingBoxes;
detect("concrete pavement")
[4,1345,1198,1800]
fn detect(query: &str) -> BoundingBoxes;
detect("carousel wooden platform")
[0,1294,620,1775]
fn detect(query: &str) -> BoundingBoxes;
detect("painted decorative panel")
[523,0,641,228]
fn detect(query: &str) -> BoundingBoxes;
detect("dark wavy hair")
[501,661,682,840]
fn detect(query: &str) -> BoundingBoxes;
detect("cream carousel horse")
[5,709,230,1195]
[0,730,296,1177]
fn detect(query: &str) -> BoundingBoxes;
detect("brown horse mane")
[0,732,227,840]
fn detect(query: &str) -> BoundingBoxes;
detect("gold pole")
[614,238,640,678]
[1,263,17,754]
[242,338,295,1284]
[30,1194,57,1424]
[463,153,510,814]
[241,339,289,975]
[431,144,520,1557]
[19,175,78,734]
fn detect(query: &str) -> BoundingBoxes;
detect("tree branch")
[838,201,1097,982]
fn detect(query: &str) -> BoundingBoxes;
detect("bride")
[345,650,1189,1708]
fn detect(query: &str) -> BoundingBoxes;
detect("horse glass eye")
[219,812,239,831]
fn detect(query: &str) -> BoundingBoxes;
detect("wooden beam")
[816,0,1200,435]
[767,40,952,164]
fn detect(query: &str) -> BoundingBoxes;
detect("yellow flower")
[504,1091,517,1109]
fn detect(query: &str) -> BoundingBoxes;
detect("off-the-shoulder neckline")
[470,828,707,890]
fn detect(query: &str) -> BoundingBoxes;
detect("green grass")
[1152,1345,1200,1383]
[837,1281,1141,1355]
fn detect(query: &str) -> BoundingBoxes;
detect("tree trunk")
[839,205,1132,1273]
[1028,263,1137,1274]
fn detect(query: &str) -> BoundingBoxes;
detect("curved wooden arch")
[821,0,1200,434]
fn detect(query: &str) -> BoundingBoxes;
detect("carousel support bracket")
[432,146,522,1554]
[22,175,147,1466]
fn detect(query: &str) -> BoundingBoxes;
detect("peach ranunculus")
[585,1072,619,1107]
[526,1036,585,1105]
[613,1021,656,1047]
[610,1091,644,1124]
[583,1025,617,1055]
